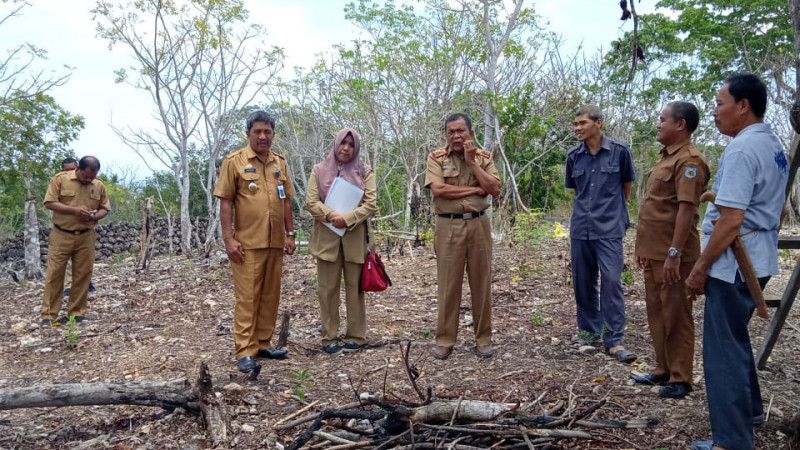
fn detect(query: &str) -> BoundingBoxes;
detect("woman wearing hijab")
[306,128,378,354]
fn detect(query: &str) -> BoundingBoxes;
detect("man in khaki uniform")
[424,113,501,360]
[60,157,97,297]
[214,110,296,374]
[41,156,111,326]
[633,101,709,399]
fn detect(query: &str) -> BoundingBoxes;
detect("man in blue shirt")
[565,105,637,363]
[687,73,788,450]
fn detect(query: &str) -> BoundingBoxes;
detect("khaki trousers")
[41,228,95,319]
[316,246,366,346]
[231,247,283,359]
[434,214,493,347]
[643,259,695,384]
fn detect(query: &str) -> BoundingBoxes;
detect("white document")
[323,177,364,236]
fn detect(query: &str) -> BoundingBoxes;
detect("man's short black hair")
[445,113,472,131]
[79,156,100,172]
[667,101,700,134]
[62,157,77,167]
[725,73,768,119]
[246,110,276,132]
[576,105,603,121]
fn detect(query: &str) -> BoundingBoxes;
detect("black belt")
[438,210,486,220]
[54,224,91,235]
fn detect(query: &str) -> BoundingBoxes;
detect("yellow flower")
[552,222,566,238]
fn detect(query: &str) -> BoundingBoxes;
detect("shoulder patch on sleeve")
[430,148,447,158]
[684,165,698,179]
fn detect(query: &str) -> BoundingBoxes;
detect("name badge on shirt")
[442,164,457,170]
[277,184,286,199]
[244,168,256,173]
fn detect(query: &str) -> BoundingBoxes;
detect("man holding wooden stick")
[686,73,788,450]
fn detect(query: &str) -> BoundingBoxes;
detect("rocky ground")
[1,226,800,449]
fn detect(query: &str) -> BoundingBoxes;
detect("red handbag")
[360,220,391,292]
[360,251,391,292]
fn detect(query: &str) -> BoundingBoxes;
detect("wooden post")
[138,197,155,272]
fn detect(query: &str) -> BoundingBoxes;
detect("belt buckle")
[463,212,475,219]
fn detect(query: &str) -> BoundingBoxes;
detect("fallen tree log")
[0,379,198,412]
[0,363,231,446]
[410,400,518,423]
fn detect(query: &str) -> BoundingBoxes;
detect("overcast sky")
[0,0,652,181]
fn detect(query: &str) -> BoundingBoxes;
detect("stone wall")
[0,217,214,271]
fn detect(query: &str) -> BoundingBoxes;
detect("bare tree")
[93,0,282,255]
[0,0,70,107]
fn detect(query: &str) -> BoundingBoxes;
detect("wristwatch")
[286,231,295,237]
[667,247,682,258]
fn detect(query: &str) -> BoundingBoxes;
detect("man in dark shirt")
[565,105,637,363]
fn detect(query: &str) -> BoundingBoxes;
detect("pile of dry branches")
[276,396,658,449]
[274,342,658,449]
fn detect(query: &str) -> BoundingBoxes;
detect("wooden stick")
[274,401,362,430]
[313,430,354,445]
[325,441,372,450]
[700,191,769,319]
[273,399,321,427]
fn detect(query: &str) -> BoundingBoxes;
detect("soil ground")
[1,227,800,449]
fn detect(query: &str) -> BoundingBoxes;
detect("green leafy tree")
[0,93,84,235]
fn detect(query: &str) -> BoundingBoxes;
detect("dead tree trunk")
[0,363,230,445]
[0,379,197,411]
[138,196,155,272]
[193,361,229,446]
[23,197,44,280]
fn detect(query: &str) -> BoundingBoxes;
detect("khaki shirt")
[214,146,295,250]
[424,146,500,214]
[44,171,111,230]
[636,140,709,261]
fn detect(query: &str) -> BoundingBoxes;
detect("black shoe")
[342,342,362,352]
[323,343,342,354]
[73,316,90,325]
[630,372,669,386]
[89,281,96,292]
[63,288,70,297]
[659,382,692,399]
[40,319,53,327]
[256,347,288,359]
[237,356,257,373]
